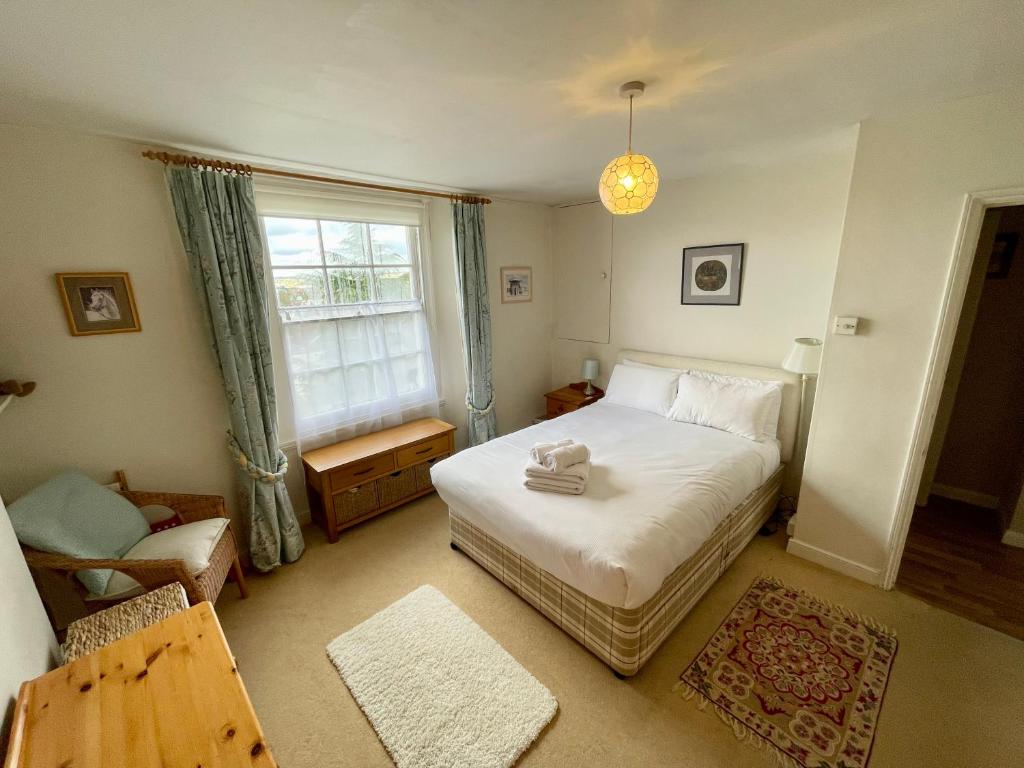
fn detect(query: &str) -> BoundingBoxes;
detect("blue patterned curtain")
[452,201,497,445]
[166,166,304,571]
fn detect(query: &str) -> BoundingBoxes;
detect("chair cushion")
[101,517,230,599]
[8,470,151,595]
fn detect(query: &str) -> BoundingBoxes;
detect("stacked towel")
[529,439,573,464]
[524,439,591,495]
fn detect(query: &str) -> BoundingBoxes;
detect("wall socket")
[833,316,859,335]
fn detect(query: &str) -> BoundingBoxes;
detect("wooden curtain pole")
[141,150,492,205]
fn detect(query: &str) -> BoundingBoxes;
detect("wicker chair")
[22,471,248,611]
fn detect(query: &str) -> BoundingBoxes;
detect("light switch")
[833,316,859,335]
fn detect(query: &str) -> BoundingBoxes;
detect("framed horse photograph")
[55,272,141,336]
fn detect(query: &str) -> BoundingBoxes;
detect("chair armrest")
[120,490,228,524]
[22,549,193,592]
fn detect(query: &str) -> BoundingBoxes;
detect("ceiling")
[2,1,1023,204]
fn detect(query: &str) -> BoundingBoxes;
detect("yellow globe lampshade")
[599,152,659,215]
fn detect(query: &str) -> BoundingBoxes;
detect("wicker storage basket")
[376,468,417,507]
[335,483,378,525]
[414,454,448,491]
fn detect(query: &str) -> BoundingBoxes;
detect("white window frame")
[254,186,445,443]
[264,216,424,314]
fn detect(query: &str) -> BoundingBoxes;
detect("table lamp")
[581,358,600,396]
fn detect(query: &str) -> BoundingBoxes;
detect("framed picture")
[56,272,141,336]
[681,243,745,306]
[986,232,1017,279]
[500,266,532,303]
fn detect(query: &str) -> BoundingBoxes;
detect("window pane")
[264,217,321,265]
[293,368,344,417]
[328,268,371,304]
[344,362,389,406]
[285,321,341,373]
[391,353,426,395]
[322,221,367,266]
[382,312,423,355]
[273,269,327,307]
[374,267,413,302]
[336,316,374,363]
[369,224,412,265]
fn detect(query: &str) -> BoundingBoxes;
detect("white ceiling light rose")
[598,81,659,215]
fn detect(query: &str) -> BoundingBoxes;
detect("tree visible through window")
[264,218,417,309]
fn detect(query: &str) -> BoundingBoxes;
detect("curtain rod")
[141,150,492,205]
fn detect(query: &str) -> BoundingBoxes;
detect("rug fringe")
[675,681,805,768]
[756,573,897,638]
[671,680,706,709]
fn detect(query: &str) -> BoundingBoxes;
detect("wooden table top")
[4,602,276,768]
[300,416,456,472]
[545,385,604,405]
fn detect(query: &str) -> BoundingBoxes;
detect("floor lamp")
[781,338,822,532]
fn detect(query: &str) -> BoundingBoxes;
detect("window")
[261,210,438,445]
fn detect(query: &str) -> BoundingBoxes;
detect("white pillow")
[98,517,229,599]
[684,370,784,440]
[603,363,682,416]
[668,372,782,442]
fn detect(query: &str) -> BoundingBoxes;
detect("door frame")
[881,187,1024,589]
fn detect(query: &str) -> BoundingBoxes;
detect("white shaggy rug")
[326,585,558,768]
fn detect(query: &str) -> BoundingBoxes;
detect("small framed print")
[56,272,141,336]
[500,266,532,303]
[681,243,745,306]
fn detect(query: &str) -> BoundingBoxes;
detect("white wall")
[0,125,238,523]
[792,85,1024,582]
[551,149,855,386]
[550,149,856,494]
[0,495,59,748]
[0,125,554,538]
[427,198,553,448]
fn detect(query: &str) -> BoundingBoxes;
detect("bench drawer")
[333,483,378,526]
[376,467,418,507]
[413,454,448,491]
[396,435,449,468]
[329,452,396,490]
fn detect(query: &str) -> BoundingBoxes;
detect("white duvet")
[431,402,780,609]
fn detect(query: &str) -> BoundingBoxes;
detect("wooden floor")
[897,496,1024,640]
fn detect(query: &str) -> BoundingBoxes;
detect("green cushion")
[8,470,151,595]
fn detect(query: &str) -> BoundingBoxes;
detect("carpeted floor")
[215,495,1024,767]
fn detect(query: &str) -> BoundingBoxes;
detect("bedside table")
[544,383,604,419]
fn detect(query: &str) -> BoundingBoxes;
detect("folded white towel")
[529,438,573,465]
[525,459,591,482]
[542,443,590,473]
[523,477,585,495]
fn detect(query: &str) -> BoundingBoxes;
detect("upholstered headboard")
[617,349,801,463]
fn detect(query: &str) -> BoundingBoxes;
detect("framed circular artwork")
[681,244,745,306]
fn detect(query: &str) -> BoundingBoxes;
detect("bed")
[431,350,800,676]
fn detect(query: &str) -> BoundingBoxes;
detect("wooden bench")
[301,418,456,542]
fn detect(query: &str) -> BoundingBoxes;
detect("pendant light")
[598,81,659,215]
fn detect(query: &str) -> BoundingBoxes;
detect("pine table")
[4,602,275,768]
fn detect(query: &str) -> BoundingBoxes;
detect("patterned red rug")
[676,576,897,768]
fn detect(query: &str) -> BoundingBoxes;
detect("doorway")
[896,204,1024,639]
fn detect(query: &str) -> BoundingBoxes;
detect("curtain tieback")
[465,393,494,416]
[227,430,289,484]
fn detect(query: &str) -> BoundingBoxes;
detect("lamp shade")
[599,153,659,215]
[782,338,822,375]
[581,358,600,381]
